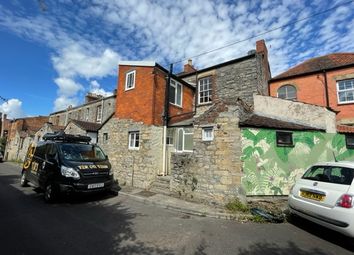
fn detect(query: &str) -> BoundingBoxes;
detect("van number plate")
[88,183,104,189]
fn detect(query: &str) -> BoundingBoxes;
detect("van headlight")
[61,166,80,180]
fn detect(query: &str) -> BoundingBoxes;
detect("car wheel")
[44,183,58,203]
[20,171,29,187]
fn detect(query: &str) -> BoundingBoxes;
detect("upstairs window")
[96,105,102,123]
[337,79,354,104]
[125,70,136,91]
[277,85,297,100]
[128,131,140,150]
[198,77,212,104]
[169,79,182,107]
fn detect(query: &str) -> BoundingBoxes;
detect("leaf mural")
[241,128,354,196]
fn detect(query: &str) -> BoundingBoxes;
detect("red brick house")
[99,61,195,188]
[269,53,354,125]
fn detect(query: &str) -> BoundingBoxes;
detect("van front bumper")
[58,178,114,193]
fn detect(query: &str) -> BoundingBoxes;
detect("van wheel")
[20,171,28,187]
[44,183,58,203]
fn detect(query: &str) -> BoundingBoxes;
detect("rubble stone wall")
[98,118,163,189]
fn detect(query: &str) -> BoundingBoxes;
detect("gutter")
[323,70,330,109]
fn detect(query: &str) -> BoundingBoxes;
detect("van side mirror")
[105,155,109,160]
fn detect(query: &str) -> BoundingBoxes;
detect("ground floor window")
[202,127,214,141]
[166,129,174,145]
[276,131,293,147]
[345,134,354,149]
[176,128,193,152]
[128,131,140,150]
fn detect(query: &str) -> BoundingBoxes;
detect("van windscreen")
[58,143,106,162]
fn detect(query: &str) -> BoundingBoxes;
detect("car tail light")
[336,194,354,208]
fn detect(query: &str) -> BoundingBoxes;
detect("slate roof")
[239,114,324,131]
[71,119,101,132]
[272,53,354,81]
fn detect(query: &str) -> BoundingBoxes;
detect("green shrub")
[225,198,249,213]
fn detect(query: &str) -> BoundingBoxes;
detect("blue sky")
[0,0,353,119]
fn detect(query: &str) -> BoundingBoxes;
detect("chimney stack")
[183,59,197,74]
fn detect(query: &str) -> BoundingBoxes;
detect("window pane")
[169,85,175,104]
[176,84,182,105]
[177,129,183,151]
[184,133,193,151]
[278,85,296,100]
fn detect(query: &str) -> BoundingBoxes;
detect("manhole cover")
[135,190,156,197]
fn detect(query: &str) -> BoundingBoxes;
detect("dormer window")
[125,70,136,91]
[277,85,297,100]
[198,76,212,104]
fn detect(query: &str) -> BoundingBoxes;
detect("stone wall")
[65,122,86,136]
[170,105,246,205]
[215,57,260,106]
[49,95,116,126]
[98,117,163,189]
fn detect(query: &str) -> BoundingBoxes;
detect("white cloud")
[89,80,113,97]
[0,99,25,119]
[54,96,79,113]
[52,44,120,79]
[0,0,353,97]
[54,77,83,97]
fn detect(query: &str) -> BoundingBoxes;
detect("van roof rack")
[43,131,91,143]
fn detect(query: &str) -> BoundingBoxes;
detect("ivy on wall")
[241,129,354,196]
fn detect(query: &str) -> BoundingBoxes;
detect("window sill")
[169,102,183,109]
[128,147,139,150]
[198,102,213,106]
[337,101,354,105]
[125,87,135,91]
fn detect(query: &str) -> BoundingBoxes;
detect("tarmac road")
[0,162,353,255]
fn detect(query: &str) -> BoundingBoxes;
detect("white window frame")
[169,79,183,107]
[202,127,214,141]
[176,128,193,153]
[337,79,354,104]
[96,105,102,123]
[198,76,212,105]
[125,70,136,91]
[128,131,140,150]
[277,85,297,100]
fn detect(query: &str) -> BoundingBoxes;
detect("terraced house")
[99,40,283,204]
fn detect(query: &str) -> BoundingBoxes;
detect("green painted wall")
[241,128,354,196]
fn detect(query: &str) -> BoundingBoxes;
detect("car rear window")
[302,165,354,185]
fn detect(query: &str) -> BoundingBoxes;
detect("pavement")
[8,161,250,220]
[118,185,251,220]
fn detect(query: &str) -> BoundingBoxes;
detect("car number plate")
[300,191,325,201]
[88,183,104,189]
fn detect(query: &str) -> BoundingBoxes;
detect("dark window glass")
[34,144,46,159]
[302,165,354,185]
[346,134,354,149]
[276,131,293,147]
[277,85,297,100]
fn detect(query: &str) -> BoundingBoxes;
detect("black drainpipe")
[323,70,330,108]
[164,64,173,126]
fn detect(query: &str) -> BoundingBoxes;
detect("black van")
[20,132,115,202]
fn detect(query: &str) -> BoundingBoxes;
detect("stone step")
[149,176,171,195]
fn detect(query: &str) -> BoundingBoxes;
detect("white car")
[288,161,354,237]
